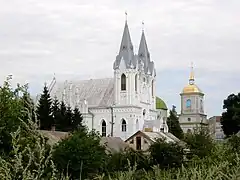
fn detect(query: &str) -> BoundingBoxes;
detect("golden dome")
[182,84,202,94]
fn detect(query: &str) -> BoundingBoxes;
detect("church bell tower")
[179,64,208,133]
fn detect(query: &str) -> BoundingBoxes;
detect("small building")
[208,116,225,140]
[125,129,182,152]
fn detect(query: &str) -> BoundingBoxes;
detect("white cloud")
[0,0,239,116]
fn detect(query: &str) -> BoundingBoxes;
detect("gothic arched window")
[136,119,139,131]
[122,119,127,132]
[101,120,106,137]
[135,74,138,92]
[121,74,126,91]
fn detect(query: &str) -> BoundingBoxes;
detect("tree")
[184,127,214,159]
[52,129,107,179]
[0,76,27,156]
[65,106,73,131]
[36,84,53,130]
[55,101,67,131]
[72,107,83,131]
[149,138,184,168]
[167,106,184,140]
[52,97,60,129]
[221,93,240,136]
[0,77,63,179]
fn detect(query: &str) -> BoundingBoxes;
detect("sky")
[0,0,240,117]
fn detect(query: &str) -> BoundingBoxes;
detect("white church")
[50,19,171,141]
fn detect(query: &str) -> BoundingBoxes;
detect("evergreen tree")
[72,107,83,130]
[167,106,184,140]
[52,97,60,129]
[56,101,67,131]
[36,84,53,130]
[65,106,73,131]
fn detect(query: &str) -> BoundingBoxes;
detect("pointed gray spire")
[113,20,135,70]
[138,30,150,73]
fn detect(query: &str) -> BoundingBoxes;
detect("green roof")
[156,96,168,110]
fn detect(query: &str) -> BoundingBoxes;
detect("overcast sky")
[0,0,240,117]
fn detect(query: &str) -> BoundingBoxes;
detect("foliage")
[167,107,184,140]
[184,127,214,159]
[149,138,184,169]
[105,148,150,174]
[0,76,29,156]
[72,107,83,131]
[221,93,240,136]
[0,78,68,180]
[36,84,54,130]
[52,128,107,179]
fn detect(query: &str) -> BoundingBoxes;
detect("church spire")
[138,21,150,72]
[119,13,133,55]
[113,12,134,70]
[189,62,195,85]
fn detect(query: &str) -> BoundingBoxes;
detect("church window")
[122,45,126,50]
[121,74,126,91]
[122,119,127,132]
[188,118,191,121]
[151,80,154,96]
[200,99,203,112]
[101,120,106,137]
[143,77,145,82]
[135,74,138,92]
[186,99,191,108]
[143,109,146,117]
[136,119,139,131]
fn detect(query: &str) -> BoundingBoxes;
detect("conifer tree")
[167,106,184,140]
[56,101,67,131]
[36,84,53,130]
[65,106,73,131]
[52,97,60,128]
[72,107,83,130]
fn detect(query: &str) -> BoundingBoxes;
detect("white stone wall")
[88,106,151,141]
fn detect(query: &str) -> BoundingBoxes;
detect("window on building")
[136,137,141,150]
[188,118,191,121]
[121,74,126,91]
[122,119,127,132]
[186,99,191,108]
[136,119,139,131]
[187,129,191,133]
[135,74,138,92]
[151,80,154,96]
[102,120,106,137]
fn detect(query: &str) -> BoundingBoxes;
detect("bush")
[52,129,107,179]
[149,138,184,169]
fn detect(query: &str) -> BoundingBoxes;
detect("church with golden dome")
[179,64,208,133]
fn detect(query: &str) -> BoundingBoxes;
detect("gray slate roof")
[100,137,129,153]
[50,78,114,108]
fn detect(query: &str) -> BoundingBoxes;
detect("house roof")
[100,137,129,153]
[50,78,114,108]
[125,130,176,143]
[39,130,68,145]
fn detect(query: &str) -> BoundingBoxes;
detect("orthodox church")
[50,19,169,141]
[179,65,208,133]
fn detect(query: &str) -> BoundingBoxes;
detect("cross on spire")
[142,21,145,32]
[125,11,128,22]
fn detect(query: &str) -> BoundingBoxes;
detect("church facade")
[50,20,169,141]
[179,66,208,133]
